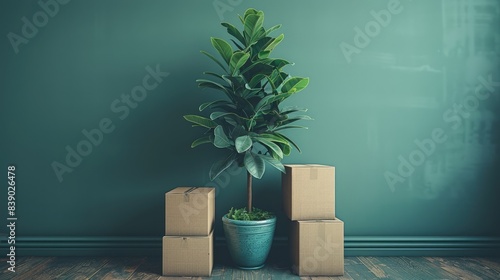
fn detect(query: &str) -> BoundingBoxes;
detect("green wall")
[1,0,499,246]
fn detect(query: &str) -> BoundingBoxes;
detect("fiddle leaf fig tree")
[184,8,310,215]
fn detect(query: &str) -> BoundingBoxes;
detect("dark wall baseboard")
[2,236,499,257]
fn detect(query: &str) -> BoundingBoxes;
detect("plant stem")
[247,171,252,213]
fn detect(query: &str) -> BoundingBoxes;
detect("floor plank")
[30,257,87,280]
[426,257,483,280]
[0,258,11,273]
[310,274,353,280]
[476,257,500,274]
[1,256,499,279]
[463,257,500,280]
[265,263,298,280]
[127,257,161,280]
[58,257,109,280]
[210,264,231,279]
[342,257,379,280]
[357,257,388,278]
[11,257,55,280]
[428,257,500,280]
[386,256,458,279]
[89,257,145,280]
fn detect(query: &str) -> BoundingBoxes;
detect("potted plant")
[184,8,310,269]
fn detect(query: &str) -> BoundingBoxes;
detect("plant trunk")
[247,171,252,213]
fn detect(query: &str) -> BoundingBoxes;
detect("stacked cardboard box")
[162,187,215,277]
[282,165,344,276]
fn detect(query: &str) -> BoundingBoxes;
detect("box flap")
[297,219,343,224]
[167,187,214,195]
[285,164,334,169]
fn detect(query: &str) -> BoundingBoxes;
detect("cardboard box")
[290,219,344,276]
[162,231,213,277]
[282,165,335,220]
[165,187,215,236]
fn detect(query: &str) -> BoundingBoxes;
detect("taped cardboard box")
[282,165,335,220]
[165,187,215,236]
[162,231,213,277]
[290,219,344,276]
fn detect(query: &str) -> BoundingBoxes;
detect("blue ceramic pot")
[222,214,276,269]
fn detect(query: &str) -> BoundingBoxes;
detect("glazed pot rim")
[222,214,276,226]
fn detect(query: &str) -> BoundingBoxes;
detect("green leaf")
[231,126,247,139]
[279,115,313,126]
[275,132,302,153]
[265,24,282,36]
[191,135,212,148]
[210,153,236,180]
[279,142,291,156]
[241,62,274,77]
[258,50,270,59]
[280,106,308,115]
[222,75,246,89]
[254,137,283,159]
[281,77,310,93]
[226,118,240,127]
[211,37,233,65]
[273,125,308,132]
[268,71,289,89]
[203,71,224,80]
[199,100,234,111]
[230,51,250,75]
[260,154,285,173]
[232,93,255,112]
[214,125,232,148]
[244,8,259,20]
[244,151,265,179]
[254,95,275,113]
[268,58,292,69]
[244,13,264,42]
[253,27,266,42]
[258,133,289,145]
[225,206,273,221]
[248,74,266,88]
[231,39,244,51]
[184,115,217,128]
[263,34,284,52]
[263,92,292,105]
[246,119,256,130]
[210,111,233,120]
[200,51,227,72]
[196,79,230,94]
[235,135,252,153]
[222,22,246,46]
[242,86,263,99]
[252,37,273,54]
[212,112,249,125]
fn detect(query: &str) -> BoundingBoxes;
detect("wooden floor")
[1,256,500,280]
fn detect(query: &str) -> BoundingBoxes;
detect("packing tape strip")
[318,222,326,271]
[184,187,197,202]
[318,222,326,244]
[310,168,318,180]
